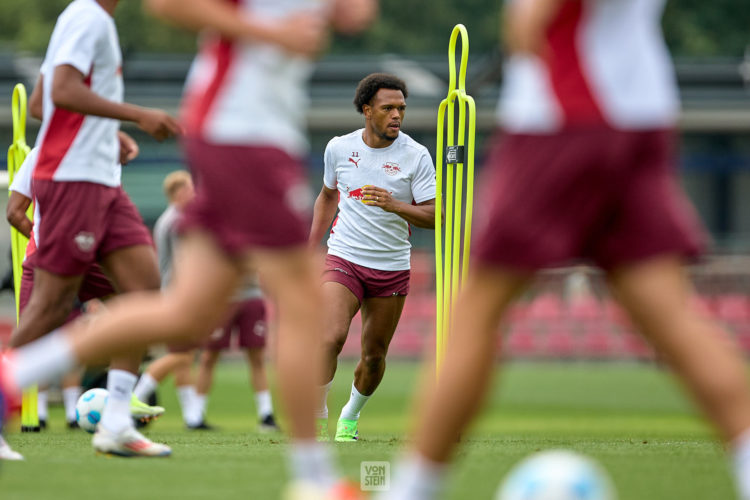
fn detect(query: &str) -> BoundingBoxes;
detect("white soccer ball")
[497,450,617,500]
[75,388,109,433]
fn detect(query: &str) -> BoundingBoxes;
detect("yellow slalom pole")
[7,83,39,432]
[436,25,476,373]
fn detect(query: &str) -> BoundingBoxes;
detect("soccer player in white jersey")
[382,1,750,499]
[308,73,436,442]
[0,0,377,496]
[8,0,179,457]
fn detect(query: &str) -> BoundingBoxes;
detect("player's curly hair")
[353,73,408,114]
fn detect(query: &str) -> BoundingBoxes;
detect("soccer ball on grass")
[75,388,109,433]
[497,450,616,500]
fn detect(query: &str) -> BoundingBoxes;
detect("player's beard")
[375,126,398,144]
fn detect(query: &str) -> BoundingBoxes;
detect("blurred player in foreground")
[309,73,436,442]
[0,0,377,495]
[383,1,750,499]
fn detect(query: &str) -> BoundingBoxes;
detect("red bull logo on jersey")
[382,162,401,176]
[347,187,366,200]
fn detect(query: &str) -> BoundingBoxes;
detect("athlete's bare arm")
[51,64,180,141]
[145,0,330,58]
[329,0,378,35]
[308,185,339,249]
[362,186,437,229]
[504,0,565,55]
[6,192,32,239]
[29,75,43,120]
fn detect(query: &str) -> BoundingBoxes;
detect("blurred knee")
[162,300,223,344]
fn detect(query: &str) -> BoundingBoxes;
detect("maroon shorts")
[19,259,115,323]
[181,137,310,255]
[323,255,410,303]
[32,180,153,276]
[203,299,267,351]
[472,128,706,271]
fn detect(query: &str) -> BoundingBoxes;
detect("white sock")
[177,386,199,425]
[733,428,750,499]
[339,382,370,421]
[62,386,82,423]
[255,390,273,419]
[185,392,206,426]
[317,380,333,419]
[134,373,158,402]
[99,369,137,434]
[289,440,339,489]
[378,454,447,500]
[37,390,49,421]
[10,331,76,389]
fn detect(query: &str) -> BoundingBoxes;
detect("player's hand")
[362,185,397,212]
[136,108,182,141]
[267,12,329,58]
[329,0,378,35]
[117,130,139,165]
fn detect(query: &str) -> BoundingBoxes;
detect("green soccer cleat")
[316,418,329,442]
[130,394,165,424]
[334,418,358,442]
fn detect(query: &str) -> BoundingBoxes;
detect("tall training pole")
[436,25,476,373]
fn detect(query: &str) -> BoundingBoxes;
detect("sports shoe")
[93,426,171,457]
[0,435,23,461]
[186,420,216,431]
[283,480,363,500]
[334,418,358,442]
[67,420,80,430]
[258,413,281,433]
[316,418,329,442]
[130,394,165,423]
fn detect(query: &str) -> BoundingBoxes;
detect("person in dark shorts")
[8,144,164,434]
[308,73,436,442]
[194,293,280,433]
[6,0,179,457]
[381,2,750,499]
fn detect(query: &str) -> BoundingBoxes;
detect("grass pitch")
[0,360,736,499]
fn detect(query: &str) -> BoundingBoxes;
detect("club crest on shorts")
[382,162,401,176]
[74,231,96,253]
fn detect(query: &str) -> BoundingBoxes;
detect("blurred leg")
[413,264,530,462]
[251,247,324,442]
[608,255,750,442]
[246,348,268,393]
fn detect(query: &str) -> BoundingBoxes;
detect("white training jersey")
[34,0,123,186]
[324,129,436,271]
[181,0,323,157]
[499,0,679,133]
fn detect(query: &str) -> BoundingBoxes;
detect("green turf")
[0,361,736,499]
